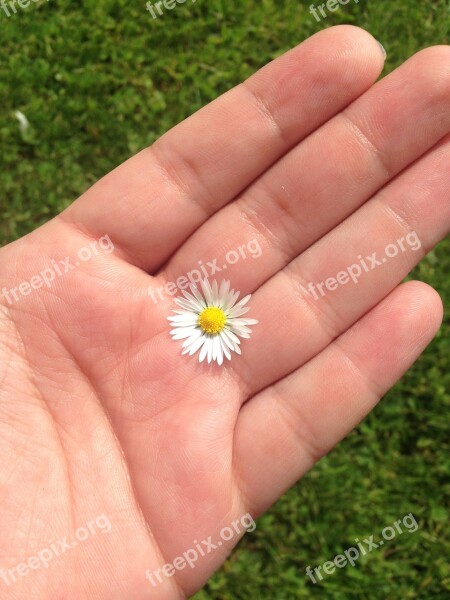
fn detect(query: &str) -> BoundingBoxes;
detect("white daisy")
[167,279,258,365]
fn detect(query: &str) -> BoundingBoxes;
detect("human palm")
[1,26,449,600]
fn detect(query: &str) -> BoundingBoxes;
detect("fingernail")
[377,41,387,60]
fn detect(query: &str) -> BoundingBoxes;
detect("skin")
[0,25,449,599]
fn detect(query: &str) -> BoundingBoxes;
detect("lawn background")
[0,0,449,598]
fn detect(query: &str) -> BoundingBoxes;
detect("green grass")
[1,0,449,598]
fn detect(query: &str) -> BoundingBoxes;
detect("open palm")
[1,26,449,600]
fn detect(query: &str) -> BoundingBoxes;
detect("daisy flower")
[167,279,258,365]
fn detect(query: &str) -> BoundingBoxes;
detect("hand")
[1,26,449,600]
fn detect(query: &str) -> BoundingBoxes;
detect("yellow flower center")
[198,307,226,335]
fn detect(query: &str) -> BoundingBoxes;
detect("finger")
[233,282,443,514]
[61,26,385,271]
[223,132,450,396]
[161,46,450,294]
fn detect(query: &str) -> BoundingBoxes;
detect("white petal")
[201,279,214,306]
[170,321,198,328]
[188,334,207,355]
[219,280,230,305]
[223,328,241,346]
[220,336,231,360]
[240,318,258,325]
[167,314,198,324]
[199,338,210,363]
[181,329,202,348]
[231,294,251,310]
[221,329,240,351]
[174,297,199,311]
[230,318,257,328]
[223,290,240,312]
[234,330,250,339]
[207,339,213,364]
[180,290,205,312]
[167,314,197,322]
[230,323,252,334]
[214,336,223,365]
[211,335,217,362]
[211,280,219,305]
[174,296,195,307]
[220,330,234,351]
[171,326,197,340]
[190,284,207,307]
[227,306,250,318]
